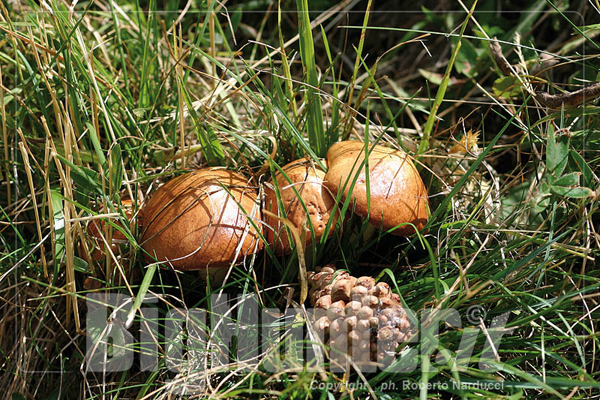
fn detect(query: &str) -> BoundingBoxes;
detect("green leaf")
[204,125,225,161]
[230,8,242,31]
[553,172,580,187]
[87,308,129,359]
[3,92,16,106]
[419,68,443,86]
[492,76,522,97]
[55,154,101,195]
[501,180,530,219]
[110,143,123,192]
[125,264,157,330]
[550,185,594,199]
[570,150,594,187]
[550,170,593,199]
[533,194,551,214]
[271,73,287,111]
[85,122,107,166]
[546,125,569,181]
[454,38,480,78]
[73,256,89,273]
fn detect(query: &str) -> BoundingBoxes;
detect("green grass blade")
[418,0,478,155]
[295,0,326,157]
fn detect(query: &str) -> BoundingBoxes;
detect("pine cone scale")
[307,265,412,368]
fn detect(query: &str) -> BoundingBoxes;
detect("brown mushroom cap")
[140,169,262,271]
[324,141,428,235]
[264,157,338,254]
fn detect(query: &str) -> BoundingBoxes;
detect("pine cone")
[307,265,412,368]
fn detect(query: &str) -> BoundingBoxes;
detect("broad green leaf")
[73,256,89,273]
[204,125,225,161]
[532,182,551,214]
[546,125,569,181]
[419,68,443,86]
[454,38,480,78]
[553,172,580,187]
[501,180,530,219]
[533,193,551,214]
[55,154,101,195]
[3,93,15,106]
[551,185,594,199]
[492,76,522,97]
[87,308,130,359]
[229,7,242,31]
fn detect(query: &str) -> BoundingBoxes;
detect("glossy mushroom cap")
[324,141,428,235]
[140,169,262,271]
[264,157,338,254]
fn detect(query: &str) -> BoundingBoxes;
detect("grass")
[1,0,600,399]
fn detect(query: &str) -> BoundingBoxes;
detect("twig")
[489,38,600,109]
[489,40,513,76]
[533,86,600,109]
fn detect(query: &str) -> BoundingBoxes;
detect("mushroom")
[140,169,262,281]
[264,157,338,254]
[323,141,428,235]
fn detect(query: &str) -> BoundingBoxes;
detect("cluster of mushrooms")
[83,140,429,367]
[138,140,429,280]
